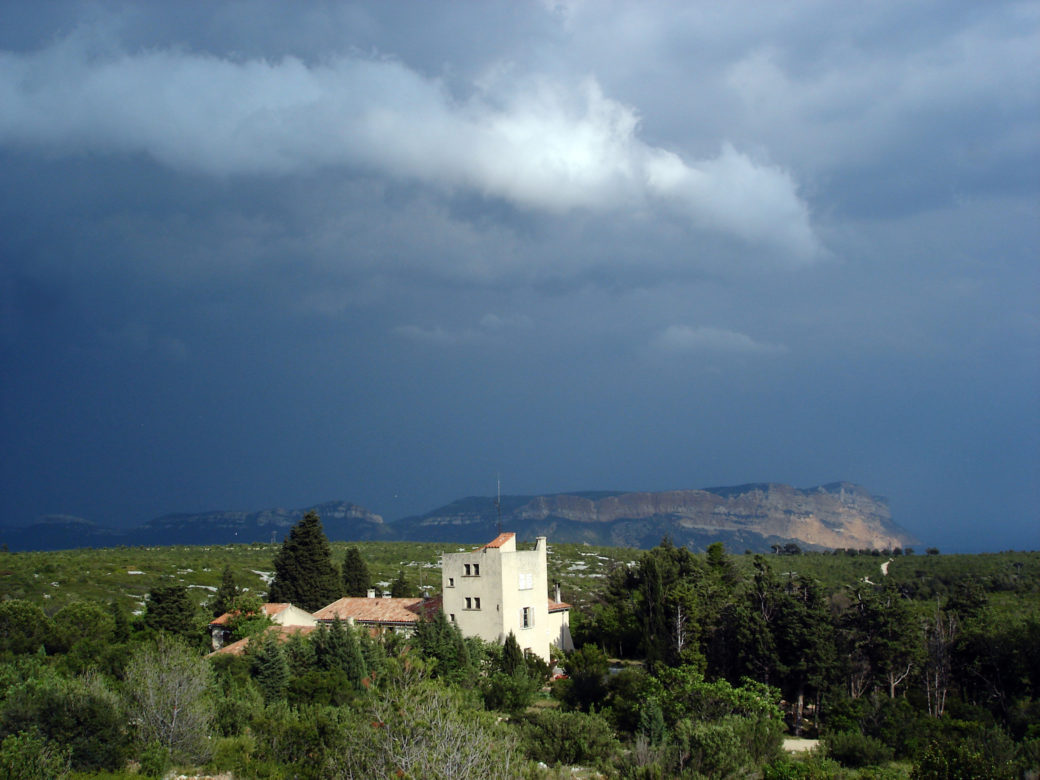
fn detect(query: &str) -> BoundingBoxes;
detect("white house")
[441,532,573,662]
[208,602,317,651]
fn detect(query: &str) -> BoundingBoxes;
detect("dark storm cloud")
[0,1,1037,552]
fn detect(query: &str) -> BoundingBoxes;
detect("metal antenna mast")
[496,473,502,535]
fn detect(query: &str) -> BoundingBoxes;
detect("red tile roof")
[209,602,291,627]
[208,624,316,656]
[480,532,515,549]
[548,598,571,613]
[313,596,441,625]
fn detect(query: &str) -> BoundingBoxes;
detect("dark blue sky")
[1,1,1037,552]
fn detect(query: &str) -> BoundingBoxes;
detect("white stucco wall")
[441,534,564,662]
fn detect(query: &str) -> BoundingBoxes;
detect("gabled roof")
[208,624,316,656]
[480,532,515,549]
[313,596,441,625]
[209,602,293,627]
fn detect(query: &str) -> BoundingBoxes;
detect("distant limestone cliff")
[393,482,919,552]
[1,483,918,552]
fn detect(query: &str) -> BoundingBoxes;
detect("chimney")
[535,536,546,552]
[382,591,391,599]
[366,589,376,598]
[554,582,561,603]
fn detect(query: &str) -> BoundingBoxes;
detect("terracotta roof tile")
[313,596,436,625]
[480,532,515,549]
[207,624,315,656]
[208,602,292,626]
[548,598,571,612]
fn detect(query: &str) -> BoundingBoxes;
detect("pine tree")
[143,585,197,638]
[212,564,239,617]
[267,510,342,612]
[502,631,526,676]
[389,569,411,597]
[414,611,472,685]
[250,634,289,703]
[342,546,371,597]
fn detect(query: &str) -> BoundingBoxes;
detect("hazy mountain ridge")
[0,501,389,551]
[2,483,918,552]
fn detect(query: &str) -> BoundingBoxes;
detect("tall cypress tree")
[251,634,289,703]
[212,564,239,617]
[502,631,526,676]
[268,511,342,612]
[342,546,371,597]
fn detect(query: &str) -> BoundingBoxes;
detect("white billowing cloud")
[0,34,819,260]
[653,325,787,355]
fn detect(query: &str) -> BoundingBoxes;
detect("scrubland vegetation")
[0,525,1037,778]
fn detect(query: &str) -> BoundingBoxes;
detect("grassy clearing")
[1,541,1036,621]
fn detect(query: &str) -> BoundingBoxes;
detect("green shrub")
[137,742,169,779]
[0,730,71,779]
[481,670,540,714]
[0,675,128,771]
[910,721,1019,780]
[674,716,746,777]
[824,730,894,767]
[519,708,619,767]
[209,734,257,777]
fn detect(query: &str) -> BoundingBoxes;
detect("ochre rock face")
[417,483,917,551]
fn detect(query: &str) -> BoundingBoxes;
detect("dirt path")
[783,737,820,753]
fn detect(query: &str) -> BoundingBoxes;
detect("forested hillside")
[0,534,1037,778]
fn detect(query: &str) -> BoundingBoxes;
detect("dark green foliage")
[0,600,50,655]
[480,670,539,713]
[558,643,609,711]
[209,658,263,738]
[109,600,130,644]
[502,631,525,675]
[763,753,845,780]
[911,721,1020,780]
[311,619,367,687]
[673,716,752,778]
[412,610,474,685]
[518,708,619,767]
[224,592,272,642]
[0,674,128,771]
[389,568,412,597]
[341,546,371,597]
[286,668,359,707]
[249,634,290,703]
[138,742,170,779]
[267,511,342,612]
[822,730,894,767]
[211,564,239,617]
[143,584,197,637]
[249,701,352,779]
[604,667,651,734]
[0,730,71,779]
[48,601,115,654]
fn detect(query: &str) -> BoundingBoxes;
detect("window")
[474,597,481,609]
[518,572,533,590]
[473,563,480,576]
[447,577,455,587]
[449,613,455,622]
[521,606,532,629]
[465,597,472,609]
[464,564,471,576]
